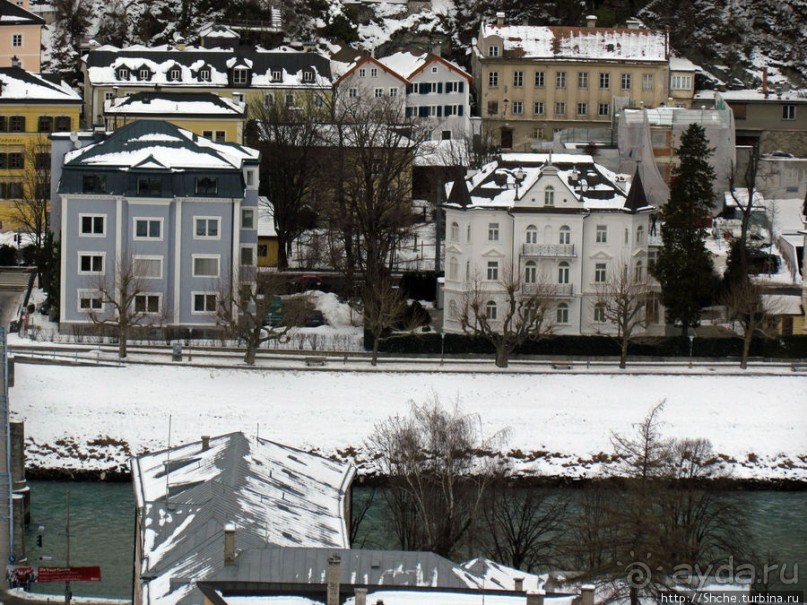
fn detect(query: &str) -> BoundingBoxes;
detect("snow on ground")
[9,360,806,481]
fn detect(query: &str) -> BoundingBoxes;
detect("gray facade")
[54,120,260,330]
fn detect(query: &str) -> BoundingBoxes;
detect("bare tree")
[11,138,51,255]
[457,269,554,368]
[86,257,163,358]
[361,276,411,366]
[366,395,509,558]
[720,277,778,369]
[593,260,650,369]
[215,270,299,365]
[727,148,761,276]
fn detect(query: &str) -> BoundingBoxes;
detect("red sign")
[38,567,102,583]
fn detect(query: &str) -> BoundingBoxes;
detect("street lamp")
[440,332,446,365]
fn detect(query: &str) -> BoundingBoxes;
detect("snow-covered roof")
[462,558,545,592]
[64,120,258,171]
[86,45,332,89]
[669,55,698,71]
[0,0,45,26]
[198,23,240,40]
[0,67,81,103]
[378,51,471,81]
[131,432,355,605]
[479,23,668,62]
[104,91,245,116]
[694,88,807,103]
[762,294,803,316]
[342,591,576,605]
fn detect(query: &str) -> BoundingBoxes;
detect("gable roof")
[333,54,408,87]
[0,0,44,26]
[480,23,668,62]
[377,51,471,82]
[64,120,258,171]
[104,91,245,117]
[0,67,81,103]
[131,432,355,605]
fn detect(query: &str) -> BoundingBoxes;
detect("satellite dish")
[74,140,83,149]
[69,131,78,142]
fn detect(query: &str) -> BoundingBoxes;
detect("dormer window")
[168,67,181,81]
[199,68,211,82]
[139,68,150,80]
[233,67,248,85]
[271,69,282,81]
[302,70,314,83]
[488,45,499,57]
[117,67,129,80]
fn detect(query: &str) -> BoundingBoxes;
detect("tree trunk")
[244,339,257,365]
[741,329,752,370]
[371,332,379,366]
[276,234,289,270]
[620,337,629,369]
[118,324,127,358]
[495,346,509,368]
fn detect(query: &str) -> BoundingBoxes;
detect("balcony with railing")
[521,243,576,258]
[522,283,574,297]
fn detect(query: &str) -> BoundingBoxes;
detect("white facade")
[442,154,663,336]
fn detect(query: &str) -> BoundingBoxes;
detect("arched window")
[634,260,643,281]
[636,224,644,244]
[466,225,471,242]
[485,300,498,320]
[558,261,570,284]
[544,186,555,206]
[448,299,458,319]
[449,256,458,280]
[525,260,537,283]
[594,302,606,323]
[559,225,571,245]
[465,260,470,280]
[526,225,538,244]
[450,221,459,241]
[556,302,569,324]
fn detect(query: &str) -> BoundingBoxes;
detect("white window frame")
[11,33,22,47]
[512,101,523,114]
[533,101,545,115]
[558,261,570,284]
[488,222,499,241]
[374,87,384,98]
[199,68,211,81]
[450,221,459,241]
[192,255,220,278]
[77,252,104,275]
[513,71,523,87]
[133,217,163,241]
[79,213,106,237]
[595,262,607,283]
[545,187,555,206]
[77,289,104,312]
[670,75,692,90]
[577,103,588,116]
[192,291,218,314]
[485,300,498,320]
[169,68,181,81]
[448,257,458,280]
[139,68,150,80]
[526,225,537,244]
[621,73,631,89]
[594,303,606,323]
[358,68,366,77]
[194,216,221,240]
[598,103,610,116]
[578,72,588,88]
[525,261,537,283]
[556,303,569,324]
[370,67,378,78]
[596,225,607,243]
[488,72,499,87]
[599,72,610,89]
[133,255,163,280]
[555,72,566,88]
[389,87,399,97]
[488,45,499,57]
[233,68,248,84]
[534,71,544,88]
[240,245,257,267]
[554,102,566,116]
[782,105,796,121]
[486,261,499,281]
[348,88,358,98]
[559,226,571,244]
[642,73,653,91]
[134,293,162,315]
[241,208,256,229]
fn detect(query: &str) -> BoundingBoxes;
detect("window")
[199,69,211,81]
[596,225,607,243]
[558,261,569,284]
[512,101,523,114]
[526,225,537,244]
[450,221,459,241]
[533,101,545,115]
[285,94,295,107]
[488,72,499,87]
[82,175,105,193]
[35,152,50,169]
[446,81,462,93]
[0,181,22,199]
[487,101,498,115]
[78,291,103,311]
[80,215,105,236]
[488,222,499,241]
[389,87,399,97]
[136,177,162,196]
[241,208,255,229]
[486,261,499,281]
[670,75,692,90]
[488,45,499,57]
[448,256,458,280]
[634,260,643,281]
[169,68,181,81]
[578,72,588,88]
[38,116,53,132]
[594,303,606,323]
[264,93,275,107]
[302,70,313,82]
[577,103,588,116]
[195,217,220,239]
[624,228,629,244]
[117,68,129,80]
[134,294,160,314]
[642,73,653,91]
[193,293,217,313]
[258,244,268,258]
[782,105,796,120]
[8,153,23,169]
[556,303,569,324]
[104,91,115,102]
[358,68,366,77]
[646,295,660,323]
[559,226,570,244]
[485,300,498,320]
[599,73,610,89]
[348,88,357,98]
[133,257,162,279]
[79,253,104,274]
[134,218,161,239]
[55,116,71,132]
[370,67,378,78]
[636,225,644,244]
[12,34,22,47]
[554,102,566,116]
[544,186,554,206]
[374,88,383,98]
[534,71,544,87]
[271,69,282,81]
[648,248,658,271]
[595,263,607,283]
[240,246,255,266]
[193,256,219,277]
[431,66,438,73]
[621,73,631,89]
[138,68,150,80]
[513,71,523,87]
[442,130,452,141]
[466,225,471,242]
[195,177,218,195]
[232,67,249,84]
[555,72,566,88]
[598,103,610,116]
[448,299,458,319]
[525,261,537,283]
[9,116,24,132]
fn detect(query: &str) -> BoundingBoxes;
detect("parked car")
[303,310,326,328]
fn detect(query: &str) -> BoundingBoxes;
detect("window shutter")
[459,81,464,93]
[419,83,428,94]
[444,105,450,116]
[418,106,428,118]
[438,82,443,93]
[458,105,464,116]
[437,106,443,117]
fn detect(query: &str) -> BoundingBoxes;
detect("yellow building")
[472,14,694,151]
[0,66,81,229]
[104,91,246,143]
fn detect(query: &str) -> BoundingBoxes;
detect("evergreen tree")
[47,0,92,82]
[652,124,717,335]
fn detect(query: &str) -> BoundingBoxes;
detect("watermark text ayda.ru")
[623,556,799,589]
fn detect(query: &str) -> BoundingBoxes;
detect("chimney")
[224,523,236,564]
[625,18,642,29]
[514,577,524,592]
[432,44,442,57]
[354,588,368,605]
[201,435,210,451]
[527,590,545,605]
[10,55,21,68]
[581,584,595,605]
[496,11,505,26]
[585,15,597,28]
[326,555,341,605]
